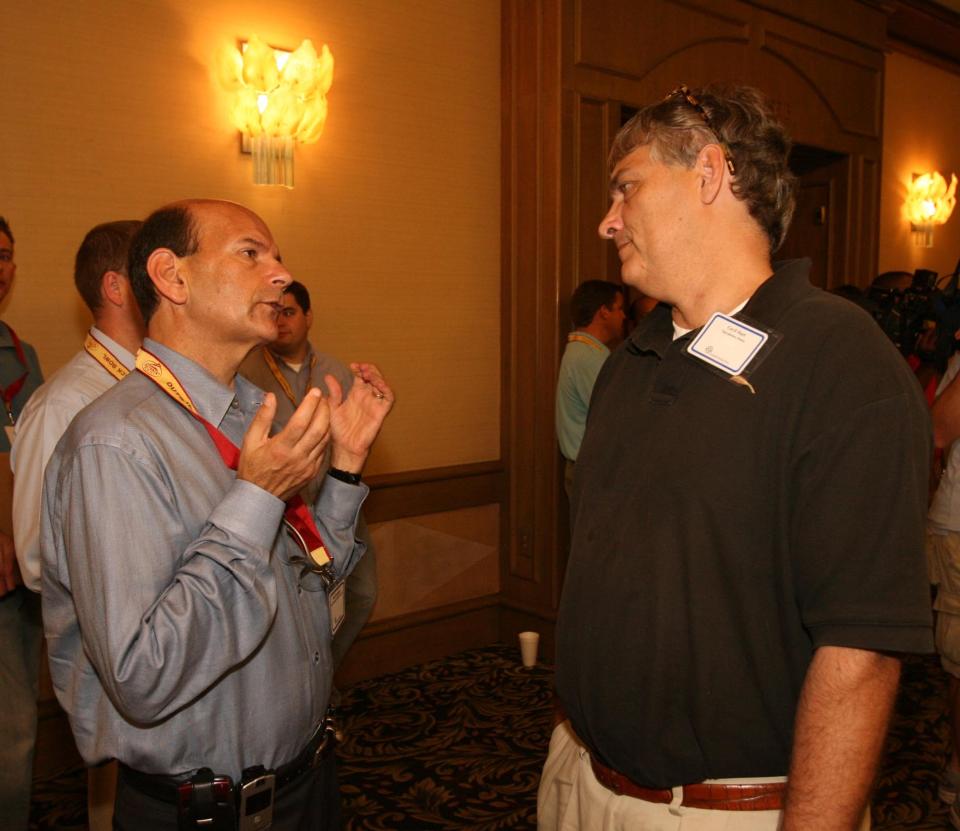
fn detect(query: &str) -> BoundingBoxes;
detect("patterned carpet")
[874,653,953,829]
[338,645,551,829]
[28,645,957,830]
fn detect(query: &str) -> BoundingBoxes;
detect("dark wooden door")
[779,146,850,289]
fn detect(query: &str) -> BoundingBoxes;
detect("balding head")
[128,199,268,323]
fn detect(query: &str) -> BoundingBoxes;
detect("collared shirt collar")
[91,327,137,371]
[626,258,814,359]
[273,342,316,374]
[142,338,264,429]
[0,321,15,350]
[738,258,814,327]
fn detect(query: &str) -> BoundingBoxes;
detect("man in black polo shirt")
[538,85,933,830]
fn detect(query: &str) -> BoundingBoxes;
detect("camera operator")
[868,267,960,406]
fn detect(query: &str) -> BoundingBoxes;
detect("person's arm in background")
[934,366,960,448]
[11,387,77,591]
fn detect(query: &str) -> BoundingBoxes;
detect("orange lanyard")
[135,348,331,568]
[567,333,605,351]
[261,347,316,408]
[84,332,130,381]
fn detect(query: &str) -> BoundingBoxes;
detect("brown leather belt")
[589,754,785,811]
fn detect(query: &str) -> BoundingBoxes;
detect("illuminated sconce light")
[218,35,334,188]
[905,171,957,248]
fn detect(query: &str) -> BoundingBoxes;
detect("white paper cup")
[518,631,540,667]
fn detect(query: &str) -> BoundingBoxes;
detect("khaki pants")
[928,530,960,676]
[537,721,869,831]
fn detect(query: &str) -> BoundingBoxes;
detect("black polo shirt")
[555,259,933,788]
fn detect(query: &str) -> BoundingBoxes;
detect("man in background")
[554,279,624,500]
[0,215,45,830]
[241,280,378,672]
[11,219,143,830]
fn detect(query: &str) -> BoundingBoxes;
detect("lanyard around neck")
[1,323,29,422]
[135,347,331,567]
[262,347,317,408]
[84,332,130,381]
[567,332,605,351]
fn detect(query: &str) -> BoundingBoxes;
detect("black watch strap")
[327,466,362,485]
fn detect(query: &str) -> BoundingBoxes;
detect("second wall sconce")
[905,171,957,248]
[218,35,334,188]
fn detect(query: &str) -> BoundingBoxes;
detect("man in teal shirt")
[0,214,44,830]
[555,280,624,500]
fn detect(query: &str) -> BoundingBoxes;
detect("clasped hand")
[237,389,331,502]
[237,363,394,500]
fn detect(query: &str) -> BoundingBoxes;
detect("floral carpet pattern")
[28,646,957,829]
[873,653,952,829]
[338,644,552,830]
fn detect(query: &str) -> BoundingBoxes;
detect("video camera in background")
[868,258,960,372]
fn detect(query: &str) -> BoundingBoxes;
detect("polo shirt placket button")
[313,651,320,664]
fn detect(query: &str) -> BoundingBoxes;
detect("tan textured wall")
[367,504,500,622]
[879,52,960,279]
[0,0,501,475]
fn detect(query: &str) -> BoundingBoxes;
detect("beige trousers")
[537,721,870,831]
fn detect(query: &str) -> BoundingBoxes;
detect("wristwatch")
[327,466,362,485]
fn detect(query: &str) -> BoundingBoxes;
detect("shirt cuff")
[315,476,369,529]
[809,622,935,655]
[208,479,286,550]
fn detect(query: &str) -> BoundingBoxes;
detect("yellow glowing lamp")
[905,171,957,248]
[218,35,335,187]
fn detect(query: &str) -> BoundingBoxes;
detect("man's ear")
[305,308,314,331]
[101,270,126,308]
[147,248,188,306]
[696,144,728,206]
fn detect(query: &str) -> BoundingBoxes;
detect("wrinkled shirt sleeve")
[50,439,284,725]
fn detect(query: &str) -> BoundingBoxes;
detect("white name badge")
[687,313,768,375]
[328,579,346,638]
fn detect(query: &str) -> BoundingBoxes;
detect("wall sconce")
[905,171,957,248]
[218,35,334,188]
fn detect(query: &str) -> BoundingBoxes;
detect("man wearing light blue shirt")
[555,280,624,499]
[11,219,143,831]
[41,199,394,830]
[13,220,143,592]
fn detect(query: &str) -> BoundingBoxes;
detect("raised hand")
[326,363,394,473]
[238,390,331,501]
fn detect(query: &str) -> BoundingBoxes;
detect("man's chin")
[257,322,280,345]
